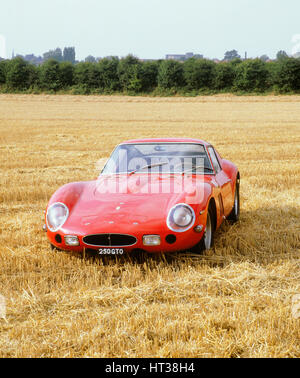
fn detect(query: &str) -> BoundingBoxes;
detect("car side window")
[208,147,222,173]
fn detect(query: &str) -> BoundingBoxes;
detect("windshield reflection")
[101,143,213,175]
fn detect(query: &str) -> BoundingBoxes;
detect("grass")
[0,94,299,357]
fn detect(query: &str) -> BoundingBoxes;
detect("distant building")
[165,52,203,61]
[165,54,185,60]
[185,52,194,59]
[24,54,43,65]
[12,51,43,65]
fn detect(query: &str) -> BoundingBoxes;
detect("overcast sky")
[0,0,300,60]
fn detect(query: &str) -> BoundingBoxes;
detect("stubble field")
[0,94,299,357]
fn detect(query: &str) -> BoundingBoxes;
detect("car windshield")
[101,143,214,174]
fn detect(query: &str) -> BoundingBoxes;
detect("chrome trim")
[206,145,222,174]
[166,203,196,233]
[143,235,161,246]
[194,225,203,233]
[46,202,69,233]
[64,235,80,246]
[82,233,137,247]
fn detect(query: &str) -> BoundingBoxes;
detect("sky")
[0,0,300,60]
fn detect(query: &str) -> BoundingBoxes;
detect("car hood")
[53,174,212,234]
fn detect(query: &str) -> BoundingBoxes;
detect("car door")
[207,146,232,216]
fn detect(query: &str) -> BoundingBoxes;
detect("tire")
[192,207,214,253]
[227,179,240,223]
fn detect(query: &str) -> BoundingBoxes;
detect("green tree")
[118,55,143,93]
[98,57,120,91]
[224,50,241,61]
[183,58,216,89]
[39,59,62,91]
[59,61,74,88]
[276,58,300,92]
[276,50,288,61]
[0,60,8,85]
[27,63,39,88]
[74,62,101,89]
[234,59,269,92]
[229,58,243,66]
[266,61,280,88]
[214,62,235,90]
[158,60,184,89]
[85,55,97,63]
[6,57,31,90]
[63,47,75,63]
[140,61,159,92]
[260,55,269,62]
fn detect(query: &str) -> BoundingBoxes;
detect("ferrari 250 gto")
[44,138,240,255]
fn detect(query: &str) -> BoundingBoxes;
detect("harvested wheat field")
[0,94,299,358]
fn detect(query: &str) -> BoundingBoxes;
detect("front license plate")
[98,248,124,255]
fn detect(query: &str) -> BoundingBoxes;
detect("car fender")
[189,179,220,231]
[221,159,239,193]
[46,181,87,215]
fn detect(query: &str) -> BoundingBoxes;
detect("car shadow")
[212,204,300,265]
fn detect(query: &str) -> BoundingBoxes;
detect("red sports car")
[44,138,240,255]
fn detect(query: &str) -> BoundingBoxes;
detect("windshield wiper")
[182,166,214,175]
[129,162,169,175]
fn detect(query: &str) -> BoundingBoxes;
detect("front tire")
[192,208,214,253]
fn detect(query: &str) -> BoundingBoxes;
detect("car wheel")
[192,207,214,253]
[227,179,240,223]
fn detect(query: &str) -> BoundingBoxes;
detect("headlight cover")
[46,202,69,232]
[167,203,195,232]
[143,235,161,246]
[64,235,79,246]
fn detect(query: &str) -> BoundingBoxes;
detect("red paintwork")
[45,138,239,253]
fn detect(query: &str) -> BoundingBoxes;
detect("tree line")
[0,54,300,95]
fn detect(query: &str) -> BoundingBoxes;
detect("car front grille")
[82,233,137,247]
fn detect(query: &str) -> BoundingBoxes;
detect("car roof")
[120,138,210,146]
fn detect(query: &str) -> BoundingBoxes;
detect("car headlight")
[46,202,69,232]
[167,203,195,232]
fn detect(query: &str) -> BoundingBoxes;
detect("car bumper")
[46,226,205,254]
